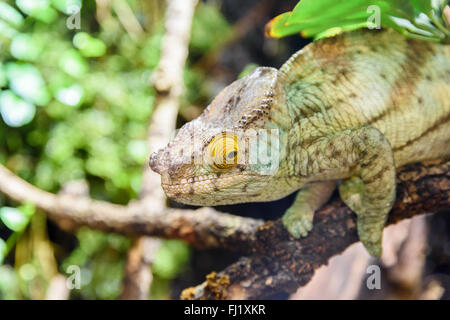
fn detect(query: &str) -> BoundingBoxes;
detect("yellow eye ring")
[207,132,239,170]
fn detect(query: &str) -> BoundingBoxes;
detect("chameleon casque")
[150,29,450,257]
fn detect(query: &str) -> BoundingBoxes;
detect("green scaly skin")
[150,30,450,257]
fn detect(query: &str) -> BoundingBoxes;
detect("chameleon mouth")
[161,173,258,196]
[162,174,222,186]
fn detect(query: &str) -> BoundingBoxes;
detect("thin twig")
[0,163,262,248]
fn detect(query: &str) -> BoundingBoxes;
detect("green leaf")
[0,207,30,232]
[288,0,369,25]
[127,140,148,164]
[190,2,232,53]
[16,0,58,24]
[58,49,89,77]
[52,0,82,14]
[0,20,19,39]
[55,84,84,107]
[10,33,44,61]
[18,203,36,218]
[410,0,433,13]
[0,238,6,264]
[266,0,449,43]
[300,11,382,37]
[73,33,107,58]
[0,2,24,27]
[152,240,190,279]
[314,22,371,40]
[266,12,299,38]
[0,90,36,127]
[5,63,51,106]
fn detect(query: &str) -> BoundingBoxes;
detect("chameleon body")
[150,29,450,256]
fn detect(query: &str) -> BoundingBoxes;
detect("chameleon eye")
[207,133,239,170]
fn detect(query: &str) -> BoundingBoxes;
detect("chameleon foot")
[282,205,314,238]
[281,181,336,239]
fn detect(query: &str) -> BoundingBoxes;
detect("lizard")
[149,29,450,257]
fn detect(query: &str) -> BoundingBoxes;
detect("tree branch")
[0,163,263,249]
[181,159,450,300]
[120,236,160,299]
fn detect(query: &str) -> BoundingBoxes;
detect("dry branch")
[120,237,161,299]
[181,159,450,300]
[0,163,263,249]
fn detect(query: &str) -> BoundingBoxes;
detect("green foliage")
[16,0,58,23]
[0,2,23,28]
[61,228,130,299]
[0,0,160,298]
[267,0,450,43]
[152,240,190,279]
[0,90,36,127]
[0,0,159,202]
[0,0,231,300]
[73,32,107,57]
[149,239,190,300]
[190,2,232,54]
[0,203,35,267]
[0,207,29,232]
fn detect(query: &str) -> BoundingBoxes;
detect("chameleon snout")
[149,151,163,174]
[149,151,191,180]
[149,153,174,185]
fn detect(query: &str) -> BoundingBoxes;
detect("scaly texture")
[150,29,450,256]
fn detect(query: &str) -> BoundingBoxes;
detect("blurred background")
[0,0,449,300]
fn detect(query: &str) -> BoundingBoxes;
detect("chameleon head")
[149,67,293,206]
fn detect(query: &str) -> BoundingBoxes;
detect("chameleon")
[149,29,450,257]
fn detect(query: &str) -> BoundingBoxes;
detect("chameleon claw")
[282,210,314,239]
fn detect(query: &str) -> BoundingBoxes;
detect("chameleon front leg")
[282,181,336,238]
[305,126,396,257]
